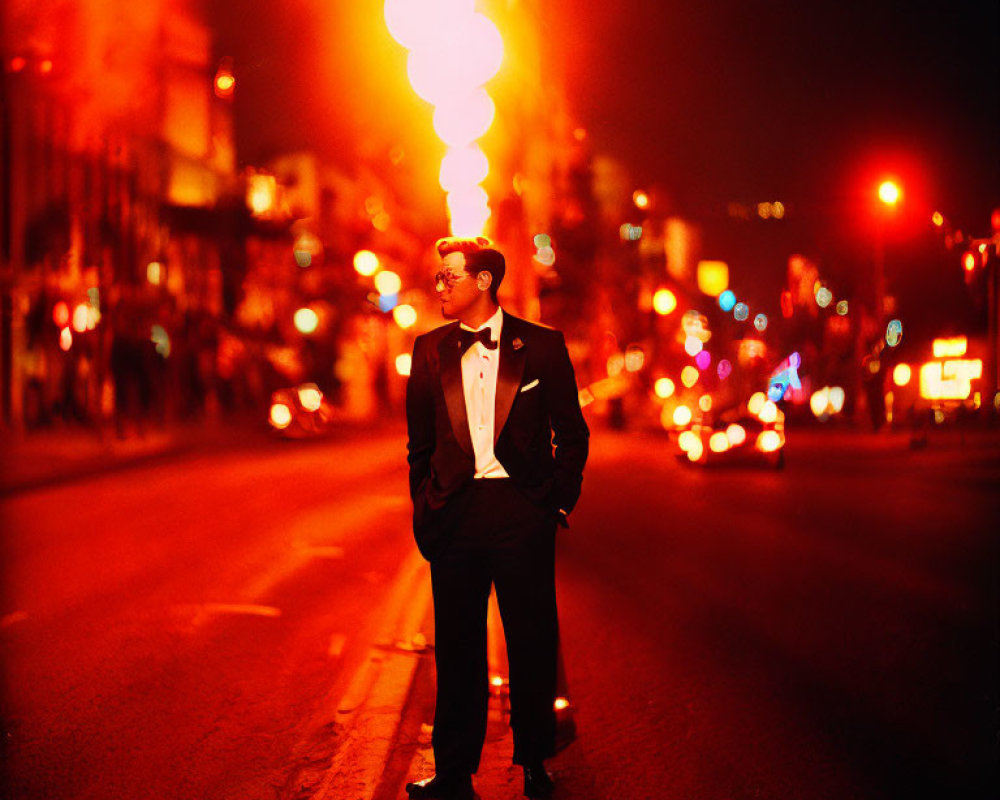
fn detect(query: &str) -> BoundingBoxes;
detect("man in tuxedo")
[404,237,589,800]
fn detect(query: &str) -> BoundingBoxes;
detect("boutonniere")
[512,337,524,351]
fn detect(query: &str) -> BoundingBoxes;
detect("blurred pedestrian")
[404,237,589,800]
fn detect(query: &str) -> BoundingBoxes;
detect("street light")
[878,180,901,206]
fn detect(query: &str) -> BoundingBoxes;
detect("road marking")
[302,545,346,559]
[328,632,347,657]
[1,611,28,628]
[197,603,282,618]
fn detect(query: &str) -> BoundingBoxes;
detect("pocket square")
[520,378,540,393]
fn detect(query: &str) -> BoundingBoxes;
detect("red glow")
[780,290,793,318]
[10,56,26,72]
[39,59,53,75]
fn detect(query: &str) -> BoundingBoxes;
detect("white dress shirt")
[460,307,509,479]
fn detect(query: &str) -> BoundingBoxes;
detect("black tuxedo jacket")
[405,311,589,559]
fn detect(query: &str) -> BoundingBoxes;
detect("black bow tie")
[458,328,498,353]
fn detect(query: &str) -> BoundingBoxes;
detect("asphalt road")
[1,424,997,799]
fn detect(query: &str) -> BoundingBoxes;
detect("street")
[1,425,997,799]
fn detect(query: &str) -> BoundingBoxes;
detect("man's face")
[434,251,481,320]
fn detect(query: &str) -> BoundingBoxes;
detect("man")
[405,237,589,800]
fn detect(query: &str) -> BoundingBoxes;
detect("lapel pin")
[513,337,524,351]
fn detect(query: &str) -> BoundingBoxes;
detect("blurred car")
[267,383,335,438]
[672,396,786,468]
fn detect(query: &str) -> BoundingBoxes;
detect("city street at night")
[2,424,996,799]
[2,1,998,798]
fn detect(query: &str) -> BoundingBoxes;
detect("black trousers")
[429,478,559,775]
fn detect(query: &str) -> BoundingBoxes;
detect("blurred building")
[1,0,237,431]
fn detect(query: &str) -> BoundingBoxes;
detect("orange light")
[374,270,402,296]
[756,430,783,453]
[396,353,412,377]
[214,70,235,99]
[893,364,912,387]
[393,304,417,329]
[633,190,649,210]
[297,385,323,412]
[709,432,730,453]
[931,211,944,227]
[680,366,699,388]
[932,336,967,358]
[293,308,319,334]
[920,359,982,400]
[696,260,729,297]
[433,90,496,147]
[652,289,677,315]
[963,251,978,272]
[354,250,379,276]
[247,172,276,216]
[439,145,489,193]
[554,697,570,711]
[878,180,900,205]
[490,675,505,688]
[673,405,692,427]
[59,327,72,351]
[405,14,503,104]
[72,304,89,333]
[654,378,675,399]
[38,59,53,75]
[677,430,700,451]
[52,301,70,327]
[269,403,292,429]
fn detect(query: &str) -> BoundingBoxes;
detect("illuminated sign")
[919,359,982,400]
[932,337,967,358]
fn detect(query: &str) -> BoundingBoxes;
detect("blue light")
[718,290,736,312]
[379,293,399,312]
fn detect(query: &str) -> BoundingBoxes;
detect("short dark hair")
[436,236,505,302]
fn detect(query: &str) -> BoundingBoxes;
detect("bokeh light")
[396,353,412,376]
[680,366,699,388]
[393,304,417,329]
[878,180,900,205]
[374,270,403,296]
[836,300,849,315]
[747,392,766,416]
[653,288,677,315]
[673,405,693,427]
[893,363,912,386]
[695,350,711,370]
[726,423,747,446]
[709,432,730,453]
[886,319,903,347]
[269,403,292,429]
[654,377,675,398]
[59,327,72,351]
[734,302,749,321]
[298,385,323,412]
[294,307,319,335]
[753,313,768,332]
[433,89,496,147]
[717,359,732,380]
[684,335,703,356]
[354,250,379,276]
[718,290,736,312]
[815,286,833,308]
[439,145,489,193]
[698,394,712,412]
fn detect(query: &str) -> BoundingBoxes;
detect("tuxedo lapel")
[494,311,526,444]
[438,325,474,455]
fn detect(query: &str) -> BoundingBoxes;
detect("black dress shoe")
[405,773,476,800]
[523,764,555,797]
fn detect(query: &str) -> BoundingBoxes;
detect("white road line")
[198,603,282,618]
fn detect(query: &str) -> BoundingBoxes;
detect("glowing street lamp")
[878,180,901,206]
